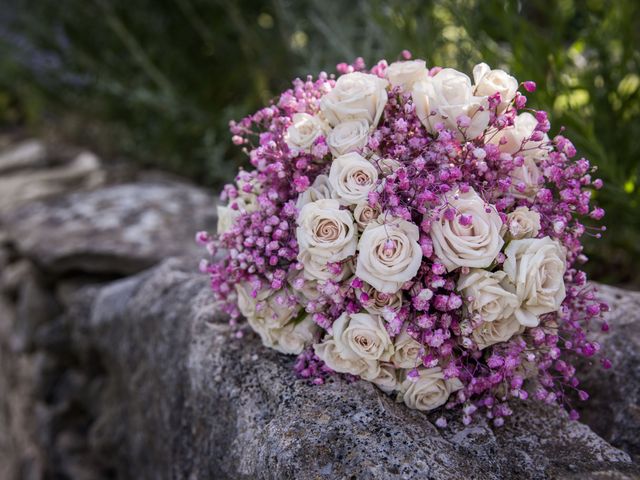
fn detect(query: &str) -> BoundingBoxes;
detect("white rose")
[457,269,519,323]
[285,113,326,153]
[217,194,260,234]
[472,315,524,350]
[247,288,298,329]
[328,152,379,206]
[510,157,543,200]
[386,59,428,91]
[297,249,353,282]
[327,119,370,156]
[235,193,259,213]
[314,312,395,379]
[430,188,504,271]
[503,237,567,327]
[504,206,541,239]
[399,367,463,411]
[472,63,518,113]
[490,112,549,157]
[412,68,490,140]
[320,72,389,127]
[391,328,424,369]
[237,285,309,351]
[216,204,240,235]
[314,338,379,379]
[269,315,320,355]
[353,201,381,231]
[371,156,402,175]
[357,281,404,316]
[296,199,357,261]
[235,282,271,319]
[290,275,322,303]
[334,312,394,362]
[296,174,332,210]
[371,364,400,393]
[356,217,422,294]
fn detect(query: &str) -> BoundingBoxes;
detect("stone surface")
[60,258,638,480]
[0,139,47,174]
[0,150,105,213]
[577,284,640,463]
[3,181,217,276]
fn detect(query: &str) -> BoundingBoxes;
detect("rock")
[0,151,105,213]
[0,139,47,174]
[576,284,640,463]
[3,182,217,276]
[63,258,639,480]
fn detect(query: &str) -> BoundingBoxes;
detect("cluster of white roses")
[434,188,566,350]
[224,59,568,412]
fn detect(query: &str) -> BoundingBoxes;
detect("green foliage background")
[1,0,639,286]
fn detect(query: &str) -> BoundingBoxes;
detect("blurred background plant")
[0,0,638,286]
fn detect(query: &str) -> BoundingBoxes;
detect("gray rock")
[0,151,105,213]
[0,139,47,174]
[66,258,639,480]
[577,284,640,462]
[3,182,217,276]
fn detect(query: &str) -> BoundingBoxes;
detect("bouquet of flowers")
[199,53,609,425]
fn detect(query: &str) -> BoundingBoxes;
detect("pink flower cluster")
[199,53,609,424]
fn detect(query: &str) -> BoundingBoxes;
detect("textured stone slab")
[3,182,217,276]
[0,151,105,213]
[66,258,638,480]
[0,139,47,173]
[577,284,640,462]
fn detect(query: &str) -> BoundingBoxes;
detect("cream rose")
[357,281,404,316]
[391,328,424,369]
[355,217,422,294]
[296,199,357,262]
[472,315,524,350]
[412,68,490,140]
[457,269,519,323]
[248,288,298,329]
[296,174,332,210]
[353,201,381,231]
[510,157,543,200]
[313,338,379,379]
[430,188,504,271]
[237,285,309,351]
[217,195,260,234]
[399,367,463,411]
[327,118,370,156]
[372,156,402,175]
[386,59,428,91]
[313,311,393,380]
[236,282,271,320]
[269,315,320,355]
[216,205,239,235]
[235,193,259,213]
[320,72,389,127]
[472,63,518,113]
[371,364,400,393]
[490,112,549,157]
[503,237,567,327]
[329,152,379,206]
[297,249,353,282]
[504,206,541,240]
[290,275,322,303]
[285,113,326,153]
[334,312,394,362]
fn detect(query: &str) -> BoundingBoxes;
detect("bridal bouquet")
[199,53,609,425]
